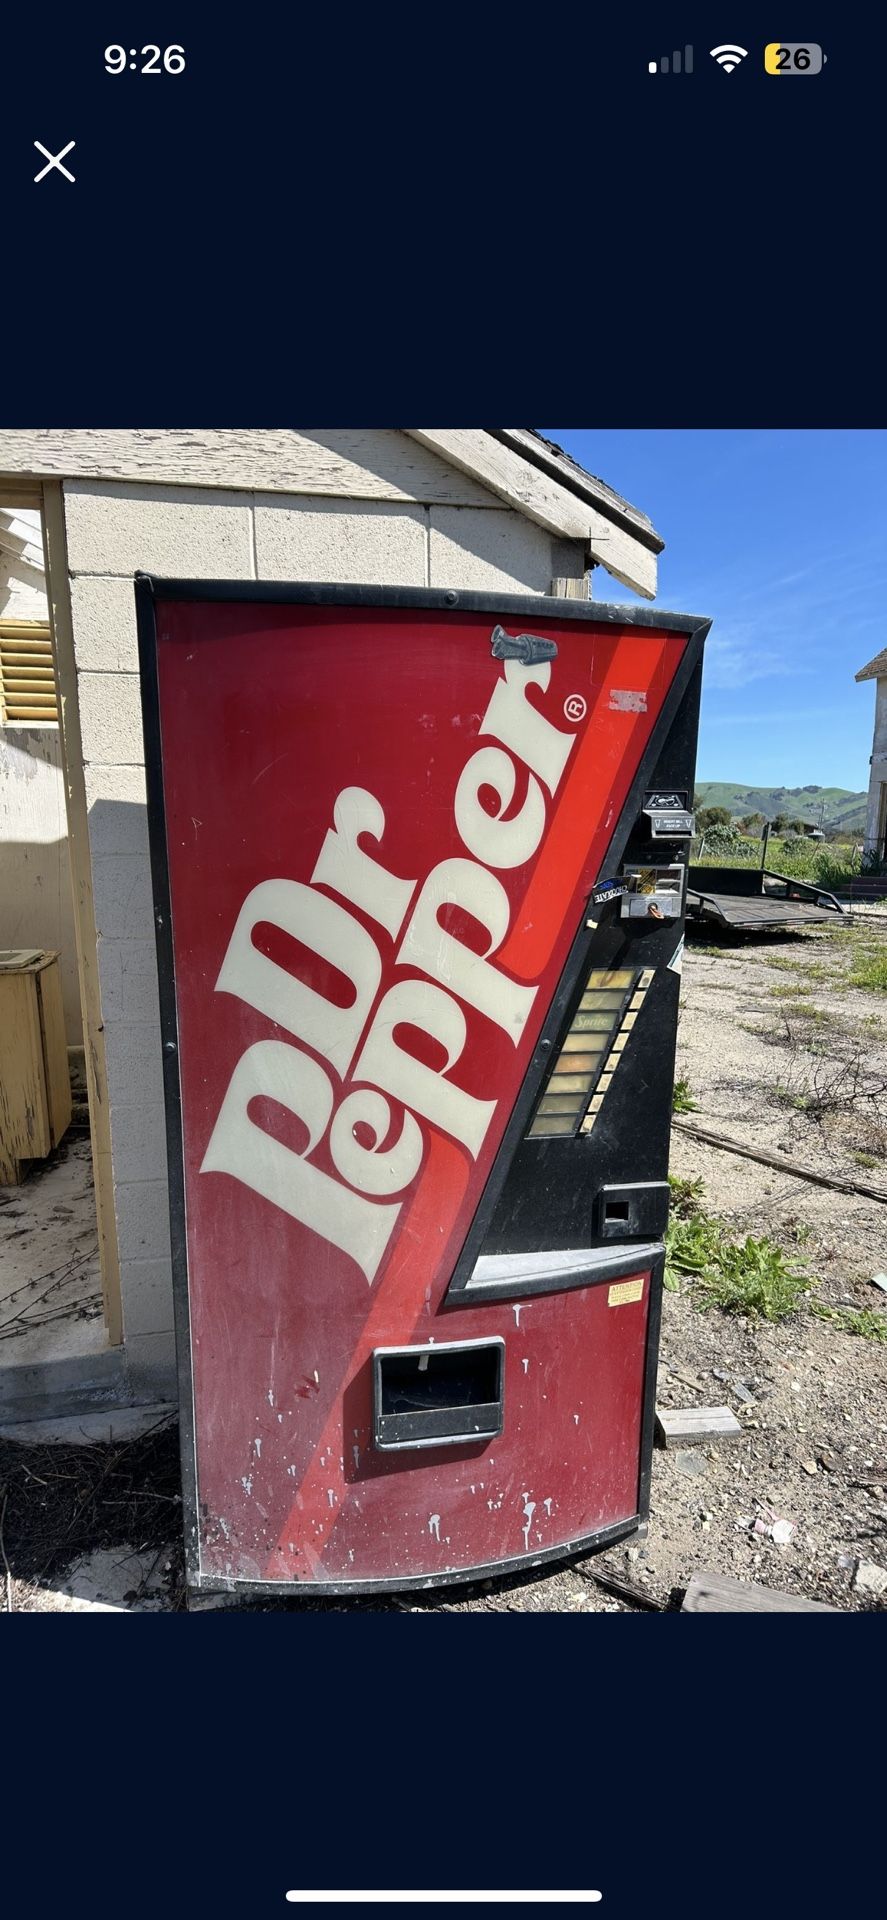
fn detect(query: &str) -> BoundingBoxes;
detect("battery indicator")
[765,43,826,73]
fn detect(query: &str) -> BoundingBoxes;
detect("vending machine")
[137,580,708,1595]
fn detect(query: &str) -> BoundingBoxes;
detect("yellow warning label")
[608,1278,644,1307]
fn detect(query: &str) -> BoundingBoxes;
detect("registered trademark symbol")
[564,694,587,723]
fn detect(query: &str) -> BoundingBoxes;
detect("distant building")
[855,647,887,862]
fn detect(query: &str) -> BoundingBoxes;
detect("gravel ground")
[2,918,885,1614]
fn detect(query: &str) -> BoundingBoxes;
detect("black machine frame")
[136,577,709,1597]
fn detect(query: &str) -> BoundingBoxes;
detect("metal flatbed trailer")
[686,866,845,931]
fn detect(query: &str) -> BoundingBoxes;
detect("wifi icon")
[710,44,748,72]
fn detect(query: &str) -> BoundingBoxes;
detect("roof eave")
[406,429,660,599]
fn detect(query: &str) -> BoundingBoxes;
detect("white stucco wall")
[61,433,586,1397]
[0,542,81,1043]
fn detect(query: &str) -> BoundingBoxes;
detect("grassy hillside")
[694,783,867,834]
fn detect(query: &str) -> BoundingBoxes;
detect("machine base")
[189,1511,642,1601]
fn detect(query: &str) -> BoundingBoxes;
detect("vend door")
[138,581,709,1595]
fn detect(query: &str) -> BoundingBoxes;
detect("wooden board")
[671,1117,887,1206]
[35,955,72,1147]
[656,1406,741,1447]
[0,971,50,1182]
[0,428,498,507]
[682,1571,836,1613]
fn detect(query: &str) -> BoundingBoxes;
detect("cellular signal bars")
[648,46,693,73]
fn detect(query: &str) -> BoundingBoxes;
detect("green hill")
[694,783,867,835]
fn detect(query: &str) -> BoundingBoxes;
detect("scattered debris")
[852,1559,887,1598]
[800,1458,818,1475]
[656,1406,742,1448]
[682,1570,836,1613]
[732,1379,757,1405]
[674,1450,708,1478]
[752,1505,795,1545]
[667,1365,706,1393]
[577,1566,664,1612]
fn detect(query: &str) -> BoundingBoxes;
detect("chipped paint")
[428,1514,441,1542]
[511,1303,522,1327]
[521,1494,536,1551]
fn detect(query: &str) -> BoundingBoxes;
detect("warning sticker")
[608,1278,645,1307]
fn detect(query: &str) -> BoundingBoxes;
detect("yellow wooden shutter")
[0,620,58,724]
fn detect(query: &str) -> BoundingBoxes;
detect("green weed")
[811,1304,887,1343]
[773,1084,810,1111]
[672,1077,698,1113]
[668,1173,705,1218]
[664,1212,810,1320]
[695,1234,810,1322]
[849,951,887,992]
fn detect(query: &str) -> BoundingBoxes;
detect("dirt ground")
[2,915,885,1614]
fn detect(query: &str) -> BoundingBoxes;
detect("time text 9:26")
[105,46,185,74]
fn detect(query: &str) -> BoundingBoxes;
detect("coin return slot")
[604,1200,630,1222]
[373,1340,505,1450]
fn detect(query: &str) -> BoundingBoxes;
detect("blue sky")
[544,430,886,793]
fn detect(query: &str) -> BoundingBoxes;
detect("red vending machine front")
[138,580,708,1595]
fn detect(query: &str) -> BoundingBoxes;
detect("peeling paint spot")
[521,1357,529,1374]
[609,687,647,713]
[241,1475,253,1496]
[428,1514,441,1542]
[512,1304,523,1327]
[521,1494,536,1551]
[253,1438,262,1458]
[327,1489,336,1508]
[267,1388,274,1407]
[543,1498,553,1518]
[573,1413,580,1425]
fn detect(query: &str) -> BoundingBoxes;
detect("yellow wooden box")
[0,950,72,1184]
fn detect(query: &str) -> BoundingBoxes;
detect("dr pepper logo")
[201,636,578,1284]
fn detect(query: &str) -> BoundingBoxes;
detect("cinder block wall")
[62,434,585,1398]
